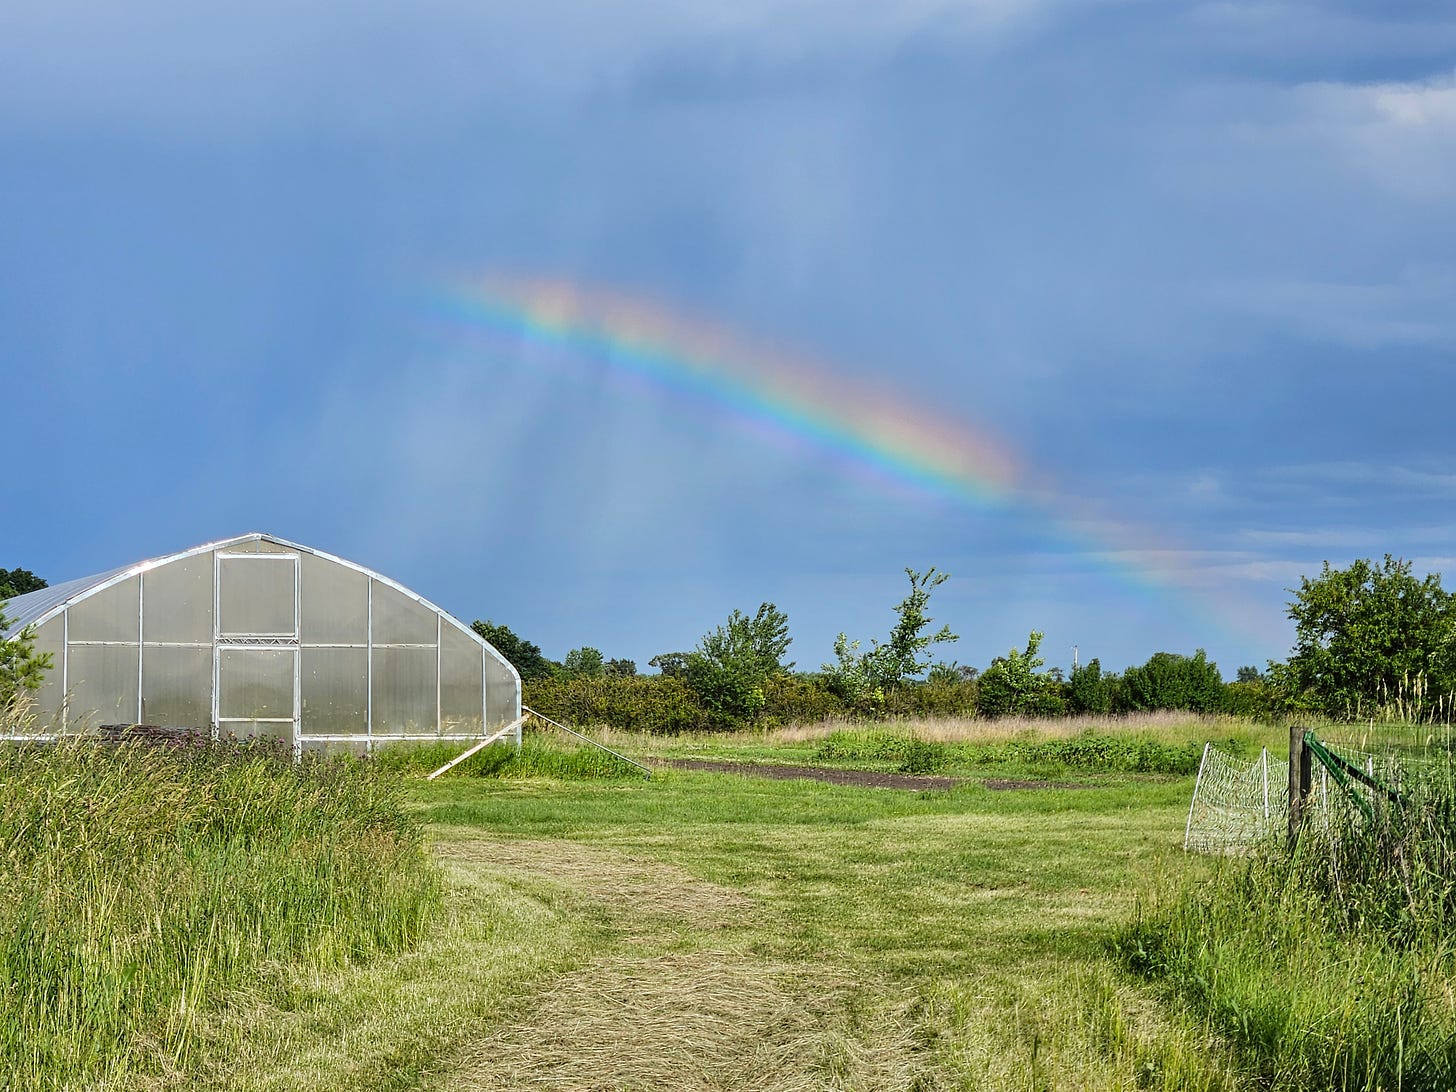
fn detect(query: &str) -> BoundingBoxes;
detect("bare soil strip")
[655,758,962,790]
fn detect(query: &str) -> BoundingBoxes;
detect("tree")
[470,620,558,681]
[562,647,605,679]
[0,569,46,600]
[0,605,53,707]
[1119,650,1224,713]
[975,631,1065,717]
[1283,556,1456,720]
[685,603,793,722]
[824,568,958,700]
[648,652,690,678]
[1069,658,1115,714]
[604,658,637,678]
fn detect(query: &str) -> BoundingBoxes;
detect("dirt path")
[655,759,1092,792]
[655,758,962,790]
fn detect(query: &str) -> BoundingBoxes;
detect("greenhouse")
[0,533,521,756]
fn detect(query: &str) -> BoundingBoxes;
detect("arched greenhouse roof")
[2,533,504,663]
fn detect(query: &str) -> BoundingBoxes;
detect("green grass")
[588,712,1283,779]
[0,741,440,1090]
[392,747,1244,1089]
[1121,735,1456,1090]
[18,714,1440,1090]
[372,737,646,781]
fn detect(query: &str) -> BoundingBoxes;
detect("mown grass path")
[164,765,1244,1090]
[405,769,1241,1091]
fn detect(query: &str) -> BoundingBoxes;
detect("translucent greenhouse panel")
[300,647,368,734]
[68,575,140,643]
[439,624,485,734]
[22,616,64,729]
[218,648,296,720]
[301,738,368,758]
[370,581,436,646]
[218,556,296,637]
[484,651,520,732]
[140,645,214,728]
[371,646,438,734]
[67,643,140,727]
[299,554,368,645]
[142,553,213,643]
[221,721,292,747]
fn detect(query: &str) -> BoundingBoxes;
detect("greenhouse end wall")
[3,534,521,755]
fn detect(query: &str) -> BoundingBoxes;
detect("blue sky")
[4,1,1453,678]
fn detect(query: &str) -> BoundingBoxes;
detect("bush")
[525,673,717,733]
[1068,659,1115,714]
[0,604,52,708]
[977,632,1065,717]
[1118,650,1224,713]
[760,673,849,725]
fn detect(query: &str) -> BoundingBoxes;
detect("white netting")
[1183,744,1288,854]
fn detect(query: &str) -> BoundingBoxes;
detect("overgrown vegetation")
[375,733,645,780]
[0,741,440,1089]
[1122,740,1456,1090]
[813,727,1206,776]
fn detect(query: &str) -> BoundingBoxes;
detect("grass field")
[9,714,1441,1090]
[112,715,1256,1091]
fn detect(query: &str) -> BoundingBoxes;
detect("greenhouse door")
[213,551,301,758]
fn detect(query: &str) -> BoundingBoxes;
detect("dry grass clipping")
[432,837,942,1091]
[451,951,933,1092]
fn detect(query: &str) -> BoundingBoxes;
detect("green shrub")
[525,673,716,733]
[897,738,950,774]
[761,672,849,725]
[1118,650,1224,713]
[976,632,1065,717]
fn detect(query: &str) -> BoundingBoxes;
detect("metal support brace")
[521,705,653,778]
[426,718,524,781]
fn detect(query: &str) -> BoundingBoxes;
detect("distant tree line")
[478,556,1456,733]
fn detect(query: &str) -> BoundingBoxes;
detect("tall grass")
[1121,740,1456,1090]
[373,733,646,781]
[0,740,440,1089]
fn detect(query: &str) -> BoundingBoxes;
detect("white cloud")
[1282,70,1456,201]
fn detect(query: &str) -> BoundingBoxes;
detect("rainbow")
[436,275,1022,508]
[431,273,1254,635]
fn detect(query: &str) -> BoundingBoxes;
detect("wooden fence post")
[1288,724,1313,848]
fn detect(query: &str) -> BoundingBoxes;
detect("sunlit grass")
[0,741,440,1090]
